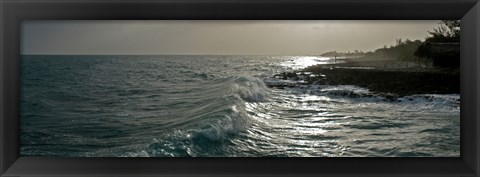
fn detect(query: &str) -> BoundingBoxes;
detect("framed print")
[1,0,479,176]
[19,20,461,158]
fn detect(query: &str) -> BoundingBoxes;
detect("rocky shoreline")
[264,64,459,97]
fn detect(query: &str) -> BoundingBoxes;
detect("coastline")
[267,59,460,97]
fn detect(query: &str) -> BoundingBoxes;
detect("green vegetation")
[363,39,423,62]
[414,20,460,68]
[320,20,460,68]
[321,39,425,68]
[425,20,460,43]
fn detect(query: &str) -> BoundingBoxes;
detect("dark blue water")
[20,55,460,157]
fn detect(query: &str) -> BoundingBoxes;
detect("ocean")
[20,55,460,157]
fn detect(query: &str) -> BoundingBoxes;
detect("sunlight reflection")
[280,56,345,70]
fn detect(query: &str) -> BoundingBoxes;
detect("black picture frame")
[1,0,479,176]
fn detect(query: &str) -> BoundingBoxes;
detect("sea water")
[20,55,460,157]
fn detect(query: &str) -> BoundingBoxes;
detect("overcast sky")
[22,20,441,55]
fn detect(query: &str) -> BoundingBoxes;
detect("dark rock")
[266,67,459,97]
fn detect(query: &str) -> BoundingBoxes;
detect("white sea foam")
[397,94,460,112]
[232,77,271,102]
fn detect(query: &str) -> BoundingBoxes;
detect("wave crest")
[231,76,270,102]
[145,76,269,156]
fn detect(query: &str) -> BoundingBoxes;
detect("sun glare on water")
[280,56,342,70]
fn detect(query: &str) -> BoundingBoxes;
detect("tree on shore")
[415,20,460,57]
[362,38,423,62]
[414,20,460,68]
[320,20,460,68]
[427,20,460,43]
